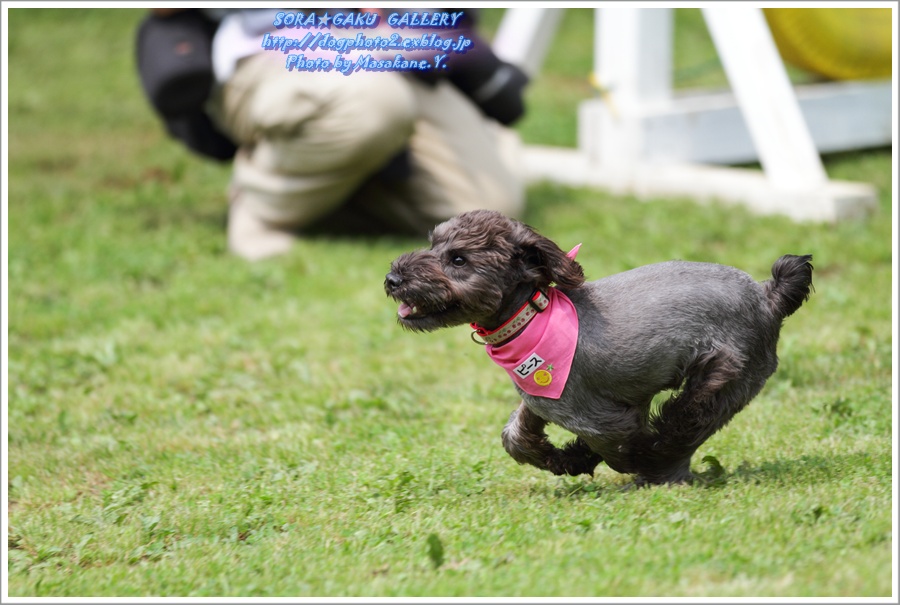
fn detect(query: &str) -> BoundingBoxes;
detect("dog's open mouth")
[397,301,446,319]
[395,300,459,326]
[397,301,421,318]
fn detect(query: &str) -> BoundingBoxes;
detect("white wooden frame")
[492,7,887,221]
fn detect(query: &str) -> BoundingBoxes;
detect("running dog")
[385,210,813,485]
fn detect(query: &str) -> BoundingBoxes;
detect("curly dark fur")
[385,210,813,486]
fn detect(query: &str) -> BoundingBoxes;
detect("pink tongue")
[398,302,413,318]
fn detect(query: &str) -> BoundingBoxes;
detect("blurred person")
[139,8,529,260]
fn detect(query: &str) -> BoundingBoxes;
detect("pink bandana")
[473,244,581,399]
[481,288,578,399]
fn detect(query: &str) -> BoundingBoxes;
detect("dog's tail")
[763,254,814,319]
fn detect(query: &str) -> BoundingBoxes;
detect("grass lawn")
[5,8,895,598]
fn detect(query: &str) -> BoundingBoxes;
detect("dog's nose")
[385,272,403,291]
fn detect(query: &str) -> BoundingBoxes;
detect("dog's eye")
[450,255,467,267]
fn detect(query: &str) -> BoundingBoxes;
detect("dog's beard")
[388,280,505,333]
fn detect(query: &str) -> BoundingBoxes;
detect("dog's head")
[384,210,585,332]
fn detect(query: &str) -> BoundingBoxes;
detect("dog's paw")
[552,438,604,476]
[546,459,594,477]
[632,470,695,488]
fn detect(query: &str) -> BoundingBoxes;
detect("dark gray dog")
[385,210,813,485]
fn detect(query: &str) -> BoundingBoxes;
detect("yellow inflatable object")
[763,8,892,81]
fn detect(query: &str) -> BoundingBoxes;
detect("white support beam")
[702,7,828,192]
[579,79,891,165]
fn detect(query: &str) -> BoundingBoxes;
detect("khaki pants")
[213,52,525,260]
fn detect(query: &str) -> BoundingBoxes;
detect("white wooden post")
[594,8,672,106]
[491,8,564,78]
[593,8,672,169]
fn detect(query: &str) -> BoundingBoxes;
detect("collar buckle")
[528,290,548,313]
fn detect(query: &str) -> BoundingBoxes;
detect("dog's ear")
[518,226,586,289]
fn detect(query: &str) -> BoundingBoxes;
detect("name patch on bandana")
[513,353,545,379]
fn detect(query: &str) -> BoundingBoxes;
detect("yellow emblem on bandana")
[533,370,552,387]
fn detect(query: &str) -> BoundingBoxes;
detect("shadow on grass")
[727,451,886,487]
[535,450,883,499]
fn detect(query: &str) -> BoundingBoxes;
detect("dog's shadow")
[724,451,883,487]
[538,451,880,499]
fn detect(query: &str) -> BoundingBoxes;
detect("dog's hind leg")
[502,402,603,476]
[629,344,773,485]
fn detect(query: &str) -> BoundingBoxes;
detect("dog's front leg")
[501,402,602,476]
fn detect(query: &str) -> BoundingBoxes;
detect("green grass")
[6,8,894,598]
